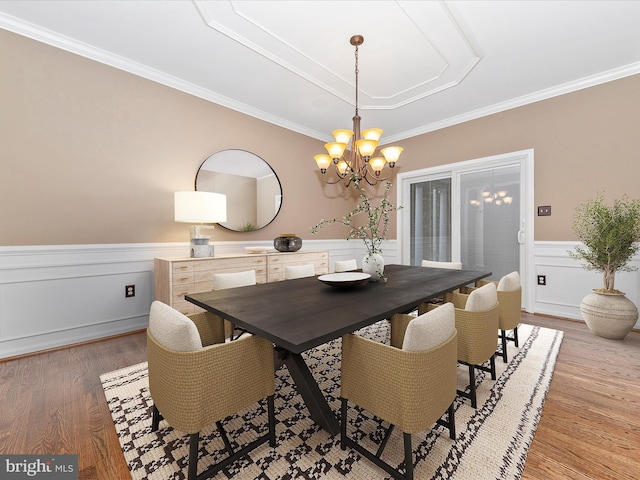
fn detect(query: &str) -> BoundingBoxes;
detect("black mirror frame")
[195,149,283,232]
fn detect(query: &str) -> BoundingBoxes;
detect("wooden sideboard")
[154,250,329,315]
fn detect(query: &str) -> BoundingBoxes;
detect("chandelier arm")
[374,168,393,182]
[362,174,378,187]
[320,173,350,185]
[363,164,394,186]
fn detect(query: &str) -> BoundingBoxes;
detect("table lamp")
[174,191,227,257]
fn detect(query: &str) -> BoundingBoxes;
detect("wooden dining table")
[186,264,491,436]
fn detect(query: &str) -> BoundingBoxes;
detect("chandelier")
[313,35,403,187]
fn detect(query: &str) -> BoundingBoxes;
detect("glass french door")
[399,150,534,311]
[458,165,521,281]
[409,177,452,266]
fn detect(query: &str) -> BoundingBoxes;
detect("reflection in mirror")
[195,150,282,232]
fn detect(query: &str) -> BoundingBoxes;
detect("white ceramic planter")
[580,291,638,340]
[362,253,385,282]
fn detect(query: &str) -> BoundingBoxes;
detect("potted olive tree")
[569,193,640,339]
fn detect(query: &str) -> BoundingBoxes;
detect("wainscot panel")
[533,241,639,328]
[0,243,186,358]
[0,240,389,358]
[3,240,635,358]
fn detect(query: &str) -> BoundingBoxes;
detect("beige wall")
[2,28,639,246]
[393,75,640,240]
[0,29,356,246]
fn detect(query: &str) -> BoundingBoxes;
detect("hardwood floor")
[0,331,147,480]
[0,314,638,479]
[520,313,640,480]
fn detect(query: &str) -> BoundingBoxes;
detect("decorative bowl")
[274,234,302,252]
[318,272,371,288]
[245,246,272,254]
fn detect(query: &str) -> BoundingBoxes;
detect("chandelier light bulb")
[361,128,383,141]
[314,154,332,171]
[355,139,378,159]
[369,157,387,173]
[332,129,354,144]
[324,142,348,160]
[380,146,403,165]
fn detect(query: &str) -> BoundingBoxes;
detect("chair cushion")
[465,282,497,312]
[148,301,203,351]
[498,271,521,291]
[284,264,315,279]
[212,270,256,290]
[402,302,455,351]
[334,259,358,272]
[421,260,462,270]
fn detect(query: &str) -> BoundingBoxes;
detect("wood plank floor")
[0,313,638,479]
[520,313,640,480]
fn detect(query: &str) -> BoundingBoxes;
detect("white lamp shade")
[174,191,227,223]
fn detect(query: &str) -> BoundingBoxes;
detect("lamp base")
[190,238,214,258]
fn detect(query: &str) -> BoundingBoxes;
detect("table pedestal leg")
[274,347,340,436]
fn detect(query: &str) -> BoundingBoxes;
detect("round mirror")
[195,150,282,231]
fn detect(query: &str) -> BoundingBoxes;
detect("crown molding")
[3,12,638,144]
[387,61,640,143]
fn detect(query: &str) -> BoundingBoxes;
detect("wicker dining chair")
[341,304,458,480]
[147,301,276,480]
[284,263,315,279]
[334,259,358,272]
[212,269,256,339]
[418,260,463,307]
[463,271,522,363]
[420,259,462,270]
[422,282,499,408]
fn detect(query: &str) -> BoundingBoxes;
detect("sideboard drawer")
[172,262,193,274]
[172,271,194,285]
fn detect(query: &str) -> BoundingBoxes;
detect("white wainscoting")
[0,243,186,359]
[5,239,635,358]
[534,241,639,328]
[0,240,397,358]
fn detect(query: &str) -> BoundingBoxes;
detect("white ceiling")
[2,0,640,143]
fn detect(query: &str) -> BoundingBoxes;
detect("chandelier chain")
[354,42,359,117]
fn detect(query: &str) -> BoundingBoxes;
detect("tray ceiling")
[1,0,639,142]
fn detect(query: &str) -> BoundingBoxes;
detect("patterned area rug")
[101,322,563,479]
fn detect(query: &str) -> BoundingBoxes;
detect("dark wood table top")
[186,264,491,354]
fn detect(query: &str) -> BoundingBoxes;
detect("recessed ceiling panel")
[195,0,481,109]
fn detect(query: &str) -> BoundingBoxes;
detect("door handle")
[517,230,525,244]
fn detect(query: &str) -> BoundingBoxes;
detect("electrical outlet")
[125,285,135,298]
[537,206,551,216]
[537,275,546,286]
